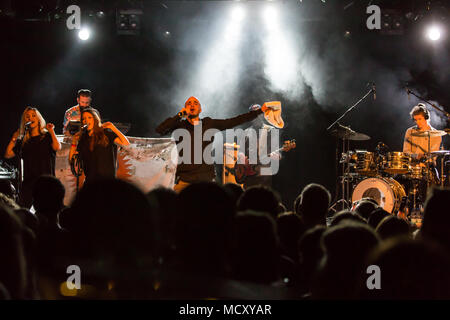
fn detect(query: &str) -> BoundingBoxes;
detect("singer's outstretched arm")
[47,123,61,151]
[102,122,130,147]
[4,130,20,159]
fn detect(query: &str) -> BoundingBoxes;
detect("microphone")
[372,83,376,100]
[178,110,187,118]
[80,124,88,131]
[24,122,32,130]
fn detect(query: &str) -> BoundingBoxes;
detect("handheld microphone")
[80,124,88,131]
[24,122,32,130]
[178,110,187,118]
[372,83,376,100]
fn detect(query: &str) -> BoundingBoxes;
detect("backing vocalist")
[69,108,130,183]
[4,107,61,208]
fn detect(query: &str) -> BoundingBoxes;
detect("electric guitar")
[231,139,296,184]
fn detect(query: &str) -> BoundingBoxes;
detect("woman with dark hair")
[69,108,129,183]
[4,107,61,208]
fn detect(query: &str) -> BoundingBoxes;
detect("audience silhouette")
[0,174,449,300]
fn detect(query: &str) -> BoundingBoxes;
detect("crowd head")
[0,177,449,300]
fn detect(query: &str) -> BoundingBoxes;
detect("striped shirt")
[63,105,81,134]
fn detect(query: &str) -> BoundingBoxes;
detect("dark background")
[1,0,449,209]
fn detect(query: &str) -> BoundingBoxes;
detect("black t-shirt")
[13,132,56,182]
[77,130,118,182]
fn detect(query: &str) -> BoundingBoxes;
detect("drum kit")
[332,124,449,223]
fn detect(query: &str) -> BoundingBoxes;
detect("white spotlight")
[78,28,91,41]
[232,6,245,21]
[263,6,278,21]
[427,26,441,41]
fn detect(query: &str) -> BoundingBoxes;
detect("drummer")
[403,103,442,159]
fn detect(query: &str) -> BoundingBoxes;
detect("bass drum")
[352,177,406,213]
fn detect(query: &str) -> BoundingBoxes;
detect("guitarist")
[236,104,292,189]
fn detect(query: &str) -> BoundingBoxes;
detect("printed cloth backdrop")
[55,136,177,205]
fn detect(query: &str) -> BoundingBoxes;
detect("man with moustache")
[63,89,93,135]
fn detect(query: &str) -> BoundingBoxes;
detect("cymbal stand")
[327,86,375,212]
[329,136,351,213]
[341,138,351,211]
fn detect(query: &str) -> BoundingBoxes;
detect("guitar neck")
[269,140,295,155]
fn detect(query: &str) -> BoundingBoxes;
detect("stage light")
[116,9,143,35]
[380,10,404,35]
[190,2,245,114]
[262,3,298,94]
[231,6,245,21]
[263,6,277,21]
[427,26,441,41]
[78,28,91,41]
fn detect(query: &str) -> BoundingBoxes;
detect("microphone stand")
[70,129,85,194]
[406,88,450,119]
[327,87,375,131]
[327,86,375,211]
[16,126,30,199]
[70,154,83,194]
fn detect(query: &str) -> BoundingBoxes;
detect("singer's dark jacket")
[156,110,262,183]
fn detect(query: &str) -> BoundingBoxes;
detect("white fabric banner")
[55,136,177,205]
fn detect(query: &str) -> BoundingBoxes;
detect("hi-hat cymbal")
[411,130,447,137]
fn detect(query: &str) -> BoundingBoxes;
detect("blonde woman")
[5,107,61,208]
[69,108,129,183]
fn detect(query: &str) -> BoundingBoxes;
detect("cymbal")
[431,150,450,155]
[411,130,447,137]
[347,132,371,140]
[331,130,371,140]
[330,123,353,134]
[330,123,370,140]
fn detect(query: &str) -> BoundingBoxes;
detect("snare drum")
[352,177,406,213]
[384,152,411,174]
[408,164,424,180]
[355,151,377,176]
